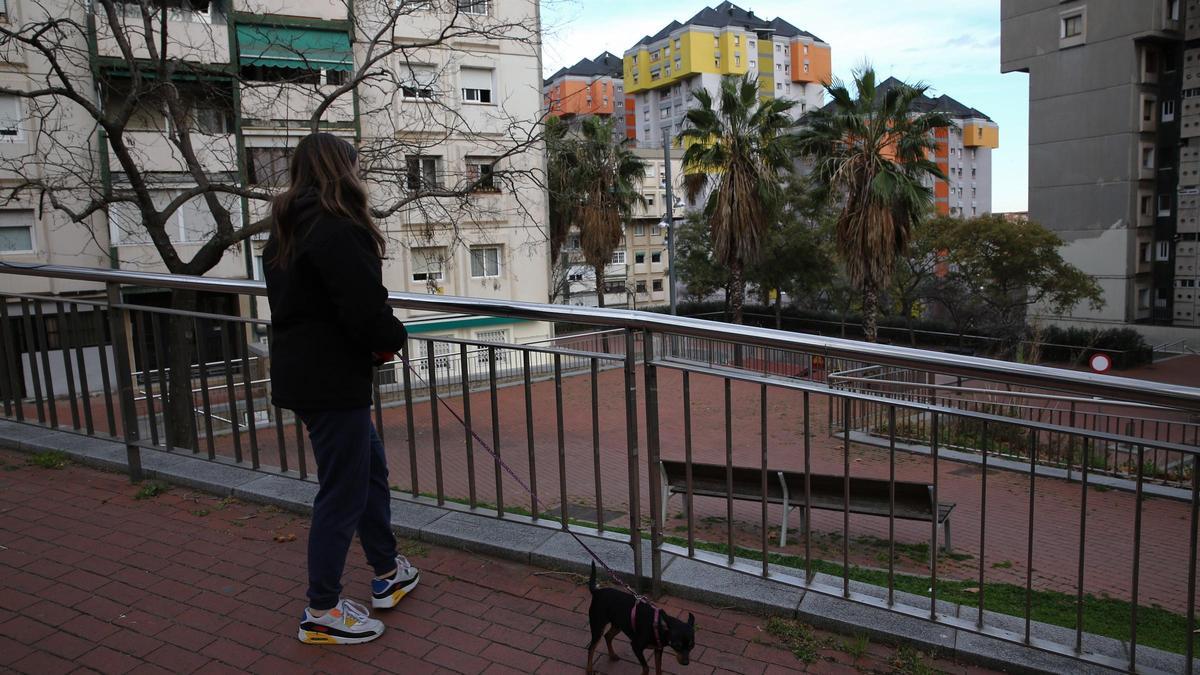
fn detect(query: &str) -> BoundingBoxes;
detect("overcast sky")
[540,0,1029,213]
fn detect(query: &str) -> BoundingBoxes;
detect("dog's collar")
[631,598,664,650]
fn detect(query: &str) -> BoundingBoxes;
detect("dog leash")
[397,352,657,605]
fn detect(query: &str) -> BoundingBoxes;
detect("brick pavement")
[0,448,1003,674]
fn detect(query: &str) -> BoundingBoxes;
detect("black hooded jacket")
[263,191,406,411]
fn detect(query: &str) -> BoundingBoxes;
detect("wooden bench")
[659,460,955,552]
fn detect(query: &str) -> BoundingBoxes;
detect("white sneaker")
[370,555,420,609]
[297,599,384,644]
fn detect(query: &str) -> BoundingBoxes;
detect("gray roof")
[631,2,823,49]
[545,51,625,85]
[830,76,993,121]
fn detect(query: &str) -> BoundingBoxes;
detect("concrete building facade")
[622,1,830,149]
[543,51,632,142]
[0,0,553,396]
[1002,0,1199,330]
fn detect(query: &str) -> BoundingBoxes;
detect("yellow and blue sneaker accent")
[297,598,383,644]
[371,554,419,609]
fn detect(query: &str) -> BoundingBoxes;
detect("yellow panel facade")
[626,28,750,94]
[963,122,1000,149]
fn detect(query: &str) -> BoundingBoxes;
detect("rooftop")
[633,1,824,48]
[545,51,624,85]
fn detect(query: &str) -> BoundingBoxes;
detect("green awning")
[236,25,353,71]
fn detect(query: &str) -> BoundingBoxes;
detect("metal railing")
[1,261,1199,674]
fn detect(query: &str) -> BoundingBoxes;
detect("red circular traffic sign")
[1089,353,1112,373]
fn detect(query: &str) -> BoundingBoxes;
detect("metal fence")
[2,262,1199,674]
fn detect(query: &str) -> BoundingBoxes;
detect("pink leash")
[398,353,657,606]
[631,598,664,649]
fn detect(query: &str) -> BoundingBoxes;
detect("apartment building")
[622,1,830,149]
[559,147,684,308]
[0,0,551,394]
[867,78,999,218]
[544,51,632,142]
[1002,0,1198,330]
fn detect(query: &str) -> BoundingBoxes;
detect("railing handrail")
[4,260,1200,412]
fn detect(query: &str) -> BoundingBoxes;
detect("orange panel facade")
[933,128,950,214]
[791,41,832,84]
[546,78,617,117]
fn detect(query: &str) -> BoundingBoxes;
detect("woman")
[264,132,418,645]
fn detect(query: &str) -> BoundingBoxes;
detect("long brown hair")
[269,132,385,268]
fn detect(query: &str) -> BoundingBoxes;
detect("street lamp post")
[661,135,678,315]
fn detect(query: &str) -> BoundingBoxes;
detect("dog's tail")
[588,561,597,594]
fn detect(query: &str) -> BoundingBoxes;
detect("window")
[109,189,240,246]
[411,248,444,282]
[247,146,295,187]
[0,210,34,253]
[400,65,437,100]
[1139,288,1151,309]
[1144,99,1157,122]
[476,328,508,344]
[734,35,740,46]
[734,54,740,67]
[750,60,756,69]
[603,280,625,294]
[1170,0,1181,21]
[1142,195,1154,216]
[406,155,441,191]
[457,0,488,15]
[1062,13,1083,38]
[567,272,584,282]
[634,224,645,236]
[1143,146,1156,169]
[117,0,210,21]
[1163,99,1177,121]
[646,194,655,206]
[470,246,500,277]
[1159,194,1172,215]
[1158,241,1171,261]
[1142,242,1153,263]
[775,43,781,52]
[636,280,647,293]
[611,250,625,265]
[635,252,646,264]
[652,279,663,292]
[461,67,493,103]
[0,95,21,141]
[465,157,497,192]
[651,251,661,263]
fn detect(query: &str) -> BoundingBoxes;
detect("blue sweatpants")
[299,407,397,610]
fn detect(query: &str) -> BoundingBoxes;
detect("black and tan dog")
[585,562,696,674]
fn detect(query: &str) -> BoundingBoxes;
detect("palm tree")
[678,73,799,324]
[547,115,646,307]
[796,67,951,342]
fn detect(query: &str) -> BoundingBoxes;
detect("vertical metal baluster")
[1185,459,1198,675]
[92,307,114,434]
[105,284,141,481]
[236,323,259,468]
[461,345,476,508]
[20,299,45,424]
[0,299,15,420]
[888,404,896,606]
[56,302,81,430]
[218,321,242,463]
[150,313,176,453]
[555,354,567,530]
[133,312,159,447]
[195,319,216,459]
[643,330,662,597]
[490,345,503,515]
[427,340,443,506]
[263,326,286,472]
[1130,445,1145,671]
[1075,437,1089,653]
[725,377,735,566]
[1025,427,1037,644]
[592,357,603,533]
[804,391,812,582]
[760,383,769,578]
[523,349,537,519]
[931,411,940,619]
[33,301,58,427]
[843,396,851,597]
[295,417,307,480]
[683,370,694,556]
[0,300,24,423]
[402,353,417,497]
[68,304,94,434]
[624,330,643,587]
[273,405,288,473]
[978,421,989,629]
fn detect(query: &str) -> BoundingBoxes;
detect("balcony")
[0,262,1199,674]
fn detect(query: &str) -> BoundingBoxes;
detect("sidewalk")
[0,448,1001,675]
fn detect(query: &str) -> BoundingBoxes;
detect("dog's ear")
[687,612,695,628]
